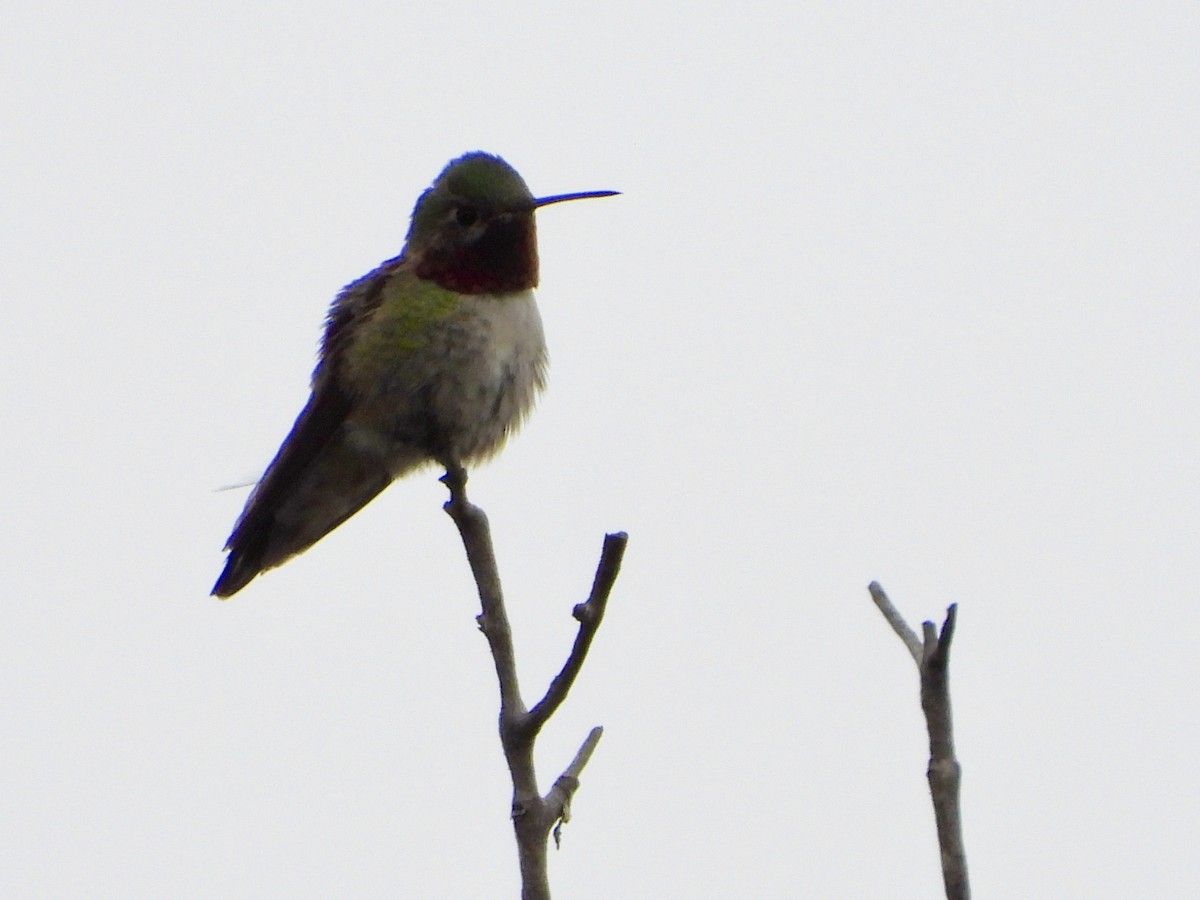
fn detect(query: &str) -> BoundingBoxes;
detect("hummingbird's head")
[407,151,617,295]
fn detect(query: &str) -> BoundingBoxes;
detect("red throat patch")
[416,215,540,294]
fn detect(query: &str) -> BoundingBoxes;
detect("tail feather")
[212,442,396,597]
[211,543,268,598]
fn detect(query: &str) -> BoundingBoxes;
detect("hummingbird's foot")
[439,461,469,505]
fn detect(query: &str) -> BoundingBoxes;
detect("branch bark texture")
[869,582,970,900]
[443,468,626,900]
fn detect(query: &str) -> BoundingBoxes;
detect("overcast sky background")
[3,2,1198,897]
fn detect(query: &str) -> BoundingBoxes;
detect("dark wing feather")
[211,372,354,597]
[211,256,406,597]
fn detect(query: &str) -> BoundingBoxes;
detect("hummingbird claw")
[440,461,469,504]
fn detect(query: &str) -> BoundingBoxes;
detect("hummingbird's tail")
[212,539,270,598]
[211,442,396,597]
[211,372,439,597]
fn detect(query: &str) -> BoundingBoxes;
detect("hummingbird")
[212,152,617,597]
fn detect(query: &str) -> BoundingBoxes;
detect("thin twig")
[868,583,970,900]
[550,726,604,848]
[442,468,528,720]
[921,607,968,900]
[869,581,923,663]
[527,534,627,734]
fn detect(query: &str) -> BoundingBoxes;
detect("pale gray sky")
[3,2,1198,897]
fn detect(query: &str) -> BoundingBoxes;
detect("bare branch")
[868,580,923,663]
[442,468,527,720]
[443,468,621,900]
[559,725,605,783]
[528,534,627,734]
[920,606,967,900]
[868,583,970,900]
[549,726,605,848]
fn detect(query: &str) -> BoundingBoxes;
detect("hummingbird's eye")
[455,206,479,227]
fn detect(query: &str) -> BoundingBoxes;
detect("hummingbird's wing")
[212,260,405,597]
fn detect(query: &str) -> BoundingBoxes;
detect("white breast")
[436,289,548,462]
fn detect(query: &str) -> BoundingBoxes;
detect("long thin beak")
[531,190,620,209]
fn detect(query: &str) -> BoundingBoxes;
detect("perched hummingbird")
[212,152,617,597]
